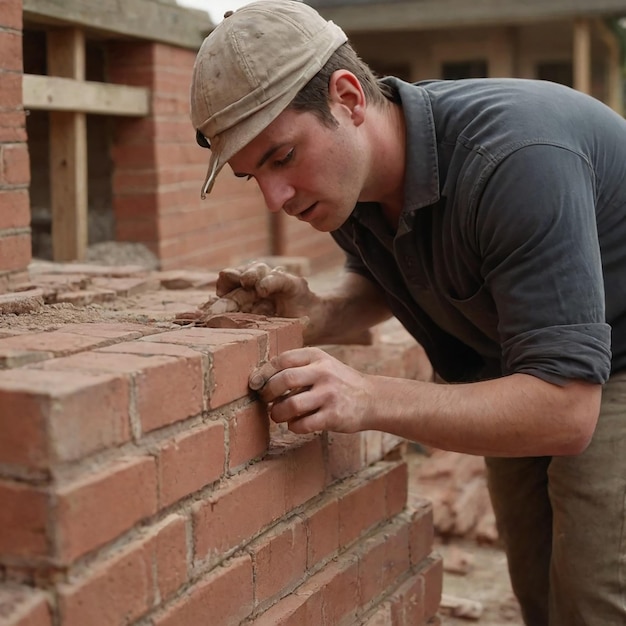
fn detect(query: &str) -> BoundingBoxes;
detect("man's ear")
[328,70,366,124]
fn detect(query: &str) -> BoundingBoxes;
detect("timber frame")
[310,0,625,115]
[21,0,211,261]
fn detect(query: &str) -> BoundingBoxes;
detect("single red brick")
[154,514,188,600]
[192,460,286,565]
[139,327,265,407]
[209,336,264,408]
[358,520,410,607]
[153,554,253,626]
[112,168,159,194]
[0,479,49,559]
[0,586,52,626]
[58,534,155,626]
[0,114,26,143]
[0,369,130,467]
[0,386,48,469]
[305,554,359,625]
[303,497,339,570]
[60,322,154,340]
[2,143,30,186]
[362,603,394,626]
[56,455,158,562]
[325,431,366,481]
[115,217,158,242]
[251,517,307,605]
[0,73,21,109]
[420,556,444,620]
[58,513,187,626]
[409,501,435,567]
[99,340,203,361]
[393,573,426,626]
[0,233,30,273]
[0,189,29,229]
[250,589,323,626]
[282,436,328,509]
[228,403,269,469]
[0,31,22,72]
[158,421,225,507]
[386,460,409,517]
[338,469,387,546]
[0,329,117,357]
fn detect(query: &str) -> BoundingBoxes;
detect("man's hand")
[249,347,374,435]
[216,262,317,319]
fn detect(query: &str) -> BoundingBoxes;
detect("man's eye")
[276,148,294,167]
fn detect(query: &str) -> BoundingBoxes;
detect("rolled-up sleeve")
[475,144,611,384]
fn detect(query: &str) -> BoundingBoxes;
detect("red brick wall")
[0,311,442,625]
[0,0,31,292]
[107,39,347,274]
[108,41,274,271]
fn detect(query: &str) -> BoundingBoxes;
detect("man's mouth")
[297,202,318,221]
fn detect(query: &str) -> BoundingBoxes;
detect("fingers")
[239,262,272,289]
[248,347,323,393]
[215,267,243,297]
[216,262,274,296]
[256,271,304,299]
[249,360,281,390]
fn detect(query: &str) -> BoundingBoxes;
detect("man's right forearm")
[304,272,392,345]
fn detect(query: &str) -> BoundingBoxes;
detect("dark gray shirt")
[332,77,626,384]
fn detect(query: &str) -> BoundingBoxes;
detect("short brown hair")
[288,42,395,127]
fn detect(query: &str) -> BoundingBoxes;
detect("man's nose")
[258,177,295,214]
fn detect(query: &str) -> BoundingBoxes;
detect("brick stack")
[0,0,31,292]
[0,272,442,626]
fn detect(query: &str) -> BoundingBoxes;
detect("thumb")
[249,361,281,391]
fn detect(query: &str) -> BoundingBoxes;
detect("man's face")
[227,106,368,232]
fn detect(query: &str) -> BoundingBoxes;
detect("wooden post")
[573,18,592,95]
[594,19,623,116]
[47,28,88,261]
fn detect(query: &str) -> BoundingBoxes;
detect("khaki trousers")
[485,372,626,626]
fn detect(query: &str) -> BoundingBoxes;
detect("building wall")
[0,1,345,287]
[0,300,442,626]
[351,20,615,104]
[0,0,31,292]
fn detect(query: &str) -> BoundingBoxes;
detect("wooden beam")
[47,28,88,262]
[594,19,624,114]
[23,74,150,116]
[23,0,212,49]
[573,18,592,95]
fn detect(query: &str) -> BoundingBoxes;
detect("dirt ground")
[406,449,523,626]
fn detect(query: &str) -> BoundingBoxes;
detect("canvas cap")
[190,0,347,198]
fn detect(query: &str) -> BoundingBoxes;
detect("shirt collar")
[385,76,441,214]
